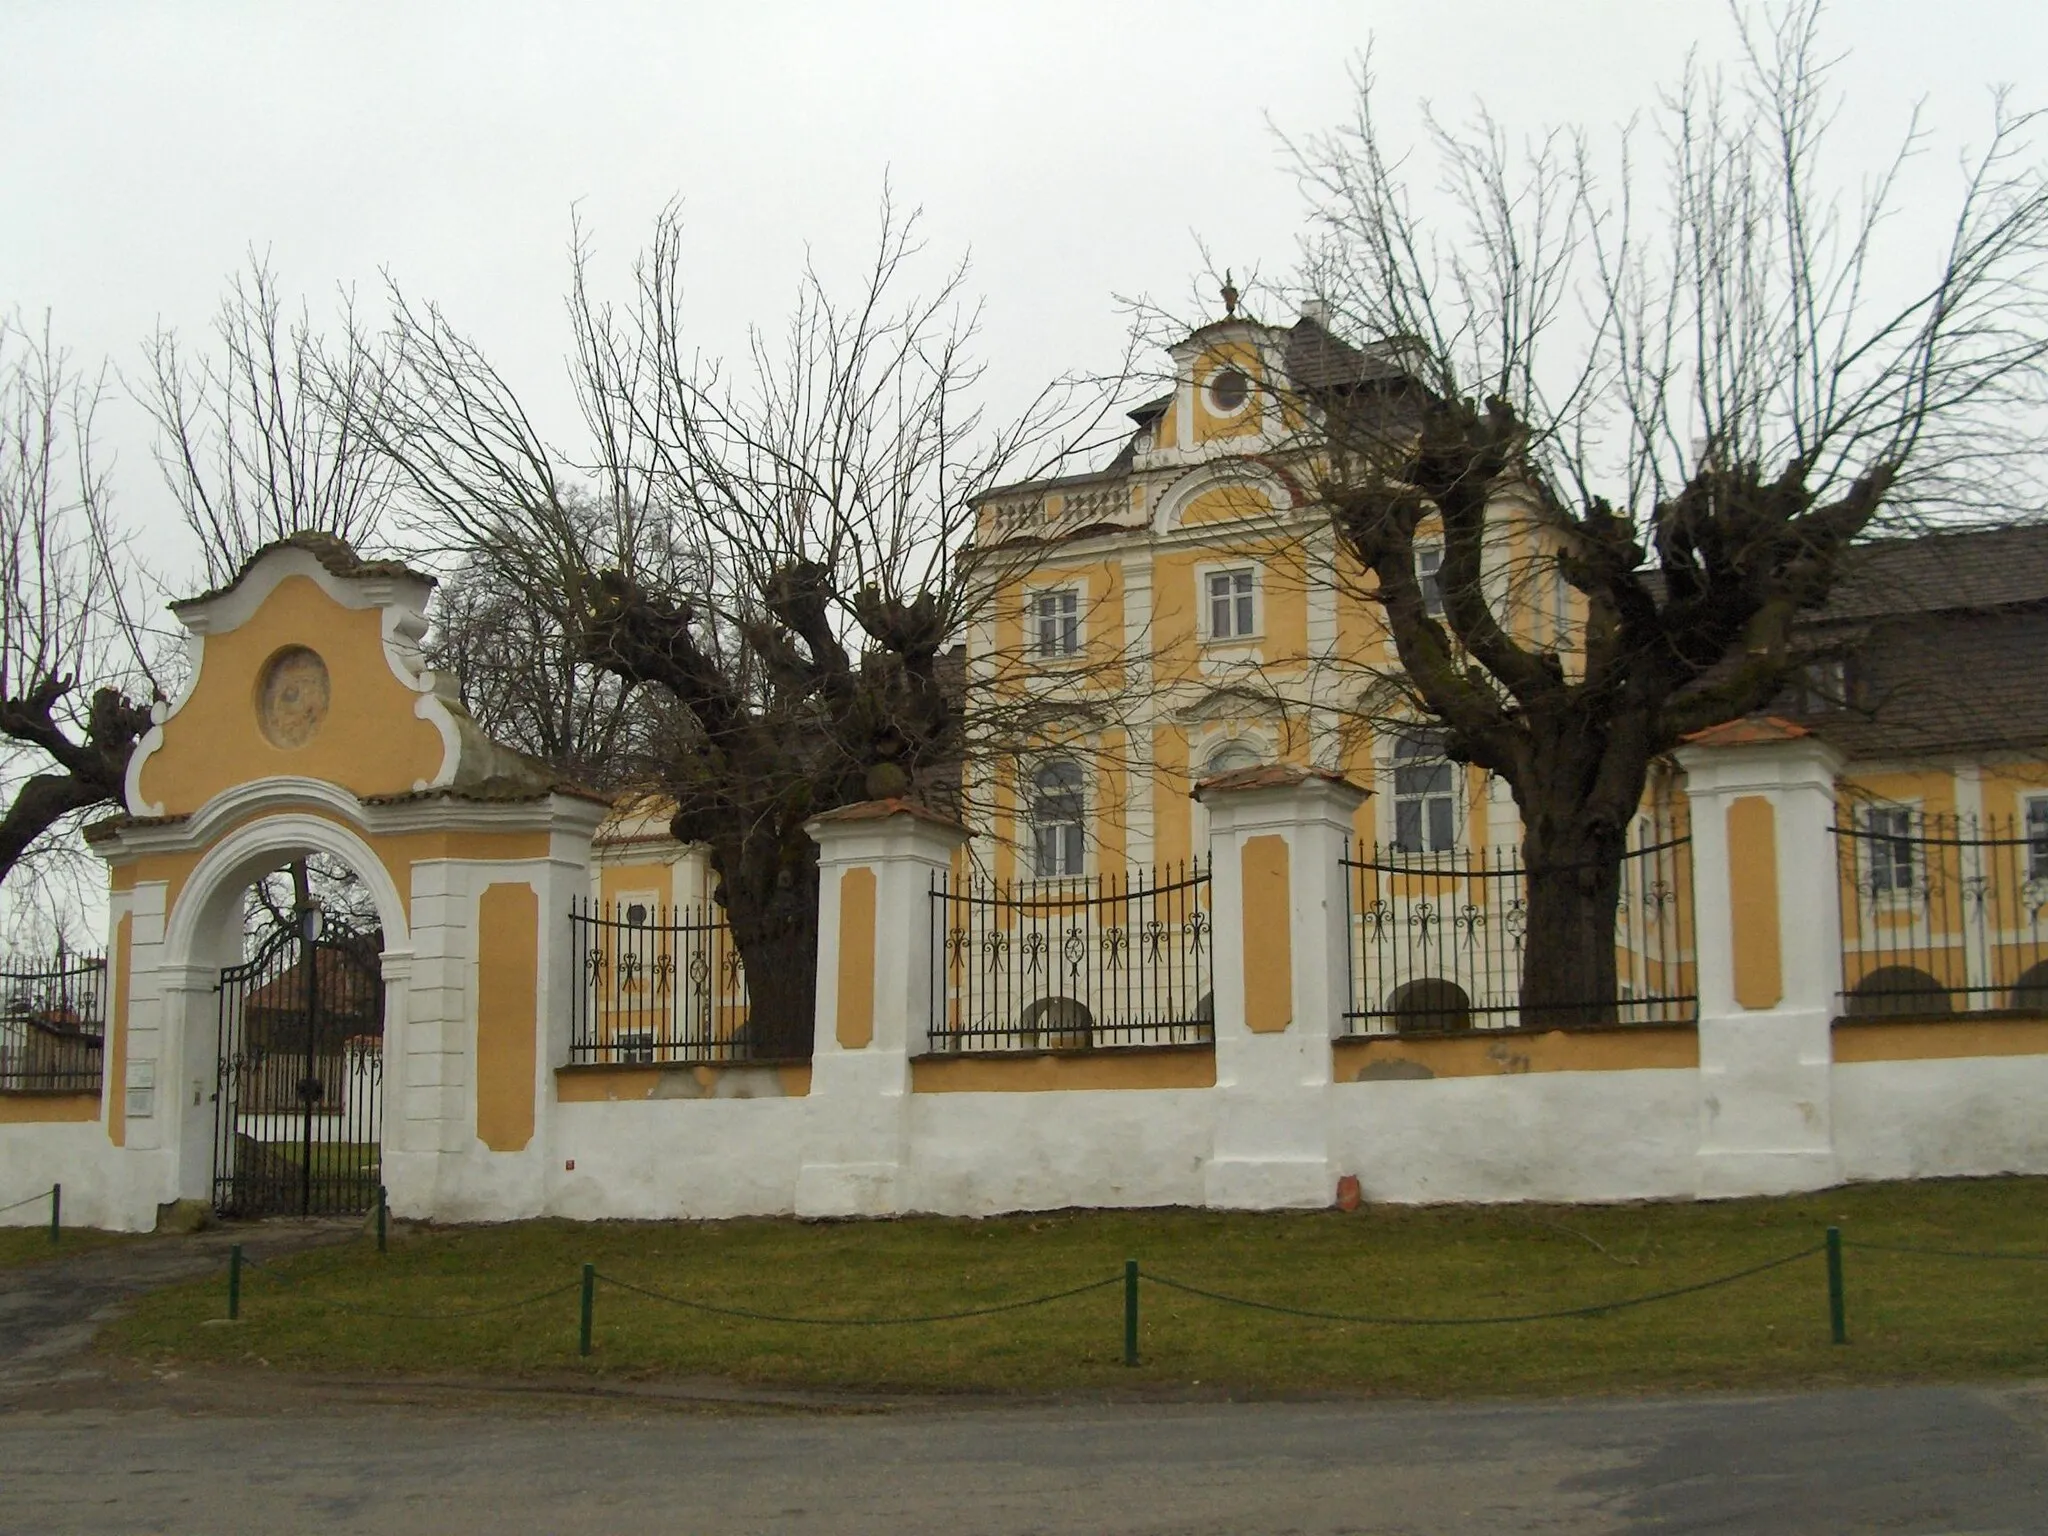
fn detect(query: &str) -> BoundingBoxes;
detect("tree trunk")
[1516,795,1629,1029]
[704,823,821,1060]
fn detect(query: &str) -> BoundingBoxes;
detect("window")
[1417,545,1445,618]
[1030,760,1086,878]
[1207,568,1256,639]
[1203,741,1263,779]
[1207,367,1250,414]
[2027,797,2048,882]
[1551,566,1570,646]
[1030,588,1080,657]
[1392,733,1457,852]
[1863,806,1917,895]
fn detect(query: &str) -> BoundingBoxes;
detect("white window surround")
[1196,561,1261,644]
[1204,364,1253,418]
[1859,802,1920,899]
[2024,794,2048,882]
[1026,758,1088,880]
[1372,728,1463,854]
[1027,584,1083,659]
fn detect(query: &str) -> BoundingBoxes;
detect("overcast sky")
[5,1,2045,583]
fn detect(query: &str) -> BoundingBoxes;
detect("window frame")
[1200,564,1260,643]
[1389,731,1459,855]
[1416,543,1446,619]
[2024,794,2048,884]
[1026,758,1088,880]
[1861,804,1920,898]
[1026,584,1083,660]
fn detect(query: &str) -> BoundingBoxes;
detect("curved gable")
[129,546,458,817]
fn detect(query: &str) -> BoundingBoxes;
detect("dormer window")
[1206,367,1250,414]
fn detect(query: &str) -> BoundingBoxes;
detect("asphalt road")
[4,1230,2047,1533]
[4,1381,2047,1535]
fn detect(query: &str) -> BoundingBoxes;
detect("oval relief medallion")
[255,646,331,749]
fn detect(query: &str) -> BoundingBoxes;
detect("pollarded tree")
[423,492,666,793]
[0,315,156,912]
[360,198,1133,1055]
[1287,3,2048,1022]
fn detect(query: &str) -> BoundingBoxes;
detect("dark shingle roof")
[1283,317,1412,390]
[1817,523,2048,621]
[1776,523,2048,758]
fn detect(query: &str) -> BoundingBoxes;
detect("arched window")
[1392,732,1457,853]
[1846,966,1951,1017]
[1203,741,1262,780]
[1386,978,1473,1032]
[1030,760,1086,878]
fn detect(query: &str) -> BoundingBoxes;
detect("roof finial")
[1220,270,1239,318]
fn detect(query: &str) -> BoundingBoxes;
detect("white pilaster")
[1676,723,1845,1197]
[1198,767,1369,1208]
[797,801,967,1217]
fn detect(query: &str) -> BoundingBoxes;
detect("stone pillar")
[1198,766,1369,1208]
[1676,719,1845,1197]
[797,800,967,1217]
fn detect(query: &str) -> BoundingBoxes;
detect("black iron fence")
[930,862,1213,1052]
[1834,809,2048,1017]
[569,898,751,1064]
[1342,816,1696,1032]
[0,955,106,1092]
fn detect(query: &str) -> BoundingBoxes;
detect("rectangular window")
[2027,797,2048,882]
[1030,588,1080,657]
[1417,545,1446,618]
[1551,566,1570,646]
[1392,733,1457,853]
[1030,761,1087,878]
[1207,568,1256,639]
[1864,806,1917,895]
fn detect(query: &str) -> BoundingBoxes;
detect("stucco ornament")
[255,646,331,748]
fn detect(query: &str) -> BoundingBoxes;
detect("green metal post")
[1123,1259,1139,1367]
[579,1262,595,1357]
[1826,1227,1847,1345]
[49,1183,60,1244]
[228,1243,243,1321]
[376,1185,387,1254]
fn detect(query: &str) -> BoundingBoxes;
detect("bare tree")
[423,490,661,790]
[1282,3,2048,1021]
[0,315,157,913]
[361,196,1132,1054]
[139,255,398,584]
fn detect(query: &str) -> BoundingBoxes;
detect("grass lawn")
[0,1226,134,1268]
[105,1177,2048,1398]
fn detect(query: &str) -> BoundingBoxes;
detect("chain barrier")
[199,1224,2048,1355]
[596,1270,1123,1326]
[1141,1244,1827,1327]
[0,1186,54,1216]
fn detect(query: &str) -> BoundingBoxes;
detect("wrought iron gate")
[213,916,384,1217]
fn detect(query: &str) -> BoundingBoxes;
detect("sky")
[6,0,2047,587]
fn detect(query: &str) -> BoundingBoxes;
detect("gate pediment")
[126,535,505,818]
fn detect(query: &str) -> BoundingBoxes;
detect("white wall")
[1834,1056,2048,1183]
[0,1123,165,1232]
